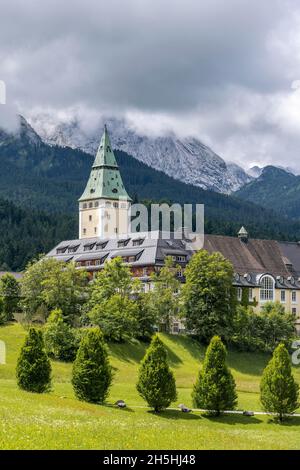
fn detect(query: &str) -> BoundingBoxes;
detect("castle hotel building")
[47,127,300,333]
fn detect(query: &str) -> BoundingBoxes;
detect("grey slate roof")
[46,230,300,289]
[46,231,192,268]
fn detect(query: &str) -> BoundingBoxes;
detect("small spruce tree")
[260,343,299,422]
[16,327,51,393]
[192,336,237,415]
[137,335,177,412]
[72,327,112,403]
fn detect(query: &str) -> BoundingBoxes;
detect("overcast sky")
[1,0,300,171]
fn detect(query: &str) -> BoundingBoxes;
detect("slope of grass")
[1,323,300,450]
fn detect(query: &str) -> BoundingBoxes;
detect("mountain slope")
[235,166,300,219]
[29,114,252,193]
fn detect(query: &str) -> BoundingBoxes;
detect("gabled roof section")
[203,234,291,275]
[79,125,132,202]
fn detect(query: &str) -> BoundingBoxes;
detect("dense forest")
[0,199,76,271]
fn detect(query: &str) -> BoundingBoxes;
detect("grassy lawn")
[1,323,300,449]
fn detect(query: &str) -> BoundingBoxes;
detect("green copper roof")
[92,124,118,168]
[79,126,132,202]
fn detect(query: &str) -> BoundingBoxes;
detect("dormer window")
[118,239,130,248]
[84,243,96,252]
[96,241,108,250]
[68,245,80,253]
[56,246,68,254]
[133,239,144,247]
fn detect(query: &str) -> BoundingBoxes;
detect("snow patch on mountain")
[28,114,251,194]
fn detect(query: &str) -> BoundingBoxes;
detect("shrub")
[137,335,177,412]
[192,336,237,415]
[44,309,80,361]
[16,327,51,393]
[260,343,299,422]
[72,327,112,403]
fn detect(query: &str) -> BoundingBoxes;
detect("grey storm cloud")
[1,0,300,171]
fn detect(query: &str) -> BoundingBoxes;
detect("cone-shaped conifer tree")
[137,335,177,412]
[192,336,237,415]
[72,327,112,403]
[260,343,299,422]
[16,327,51,393]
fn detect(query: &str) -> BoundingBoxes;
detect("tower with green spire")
[79,125,132,239]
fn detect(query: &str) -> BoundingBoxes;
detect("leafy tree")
[231,306,265,352]
[137,335,177,412]
[88,257,139,341]
[21,257,88,324]
[0,297,7,325]
[149,256,181,332]
[43,309,80,361]
[260,343,299,422]
[0,273,20,321]
[192,336,237,415]
[231,303,295,353]
[182,250,236,343]
[72,327,112,403]
[16,327,51,393]
[89,294,139,342]
[135,291,158,341]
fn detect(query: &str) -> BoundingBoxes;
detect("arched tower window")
[260,275,275,302]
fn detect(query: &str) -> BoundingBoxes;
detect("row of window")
[237,283,298,304]
[235,273,300,286]
[81,201,128,209]
[171,255,187,262]
[77,253,142,267]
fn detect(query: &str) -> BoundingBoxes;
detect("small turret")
[238,226,249,243]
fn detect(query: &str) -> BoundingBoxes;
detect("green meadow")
[1,323,300,450]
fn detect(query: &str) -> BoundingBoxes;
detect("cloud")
[1,0,300,170]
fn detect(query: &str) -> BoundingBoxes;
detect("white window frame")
[177,267,184,278]
[237,287,242,302]
[249,288,253,302]
[281,290,286,303]
[259,275,275,302]
[292,290,297,304]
